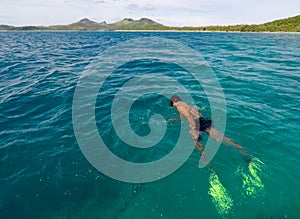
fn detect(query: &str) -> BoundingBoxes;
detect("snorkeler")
[169,95,265,214]
[169,95,251,163]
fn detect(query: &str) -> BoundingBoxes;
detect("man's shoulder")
[177,102,191,114]
[178,101,190,107]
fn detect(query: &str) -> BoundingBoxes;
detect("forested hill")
[189,15,300,32]
[0,18,165,31]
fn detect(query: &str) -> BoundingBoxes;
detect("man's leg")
[194,141,216,173]
[206,127,250,157]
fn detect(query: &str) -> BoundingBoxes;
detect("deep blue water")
[0,31,300,218]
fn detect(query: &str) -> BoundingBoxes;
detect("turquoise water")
[0,31,300,218]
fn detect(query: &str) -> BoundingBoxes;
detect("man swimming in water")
[169,95,250,161]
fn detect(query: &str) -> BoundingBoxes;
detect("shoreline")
[114,29,300,34]
[0,30,300,35]
[0,29,299,34]
[1,15,299,33]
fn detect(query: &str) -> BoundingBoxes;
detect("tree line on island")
[1,15,299,32]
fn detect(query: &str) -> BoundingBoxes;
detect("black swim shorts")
[199,117,212,131]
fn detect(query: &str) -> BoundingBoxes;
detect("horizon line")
[1,14,299,28]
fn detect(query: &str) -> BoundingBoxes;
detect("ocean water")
[0,31,300,219]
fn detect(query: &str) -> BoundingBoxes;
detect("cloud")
[94,0,106,4]
[126,3,156,11]
[0,0,299,26]
[126,3,139,10]
[143,4,156,11]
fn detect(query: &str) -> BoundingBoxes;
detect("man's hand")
[168,117,181,123]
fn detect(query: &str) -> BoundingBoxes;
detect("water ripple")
[0,32,299,218]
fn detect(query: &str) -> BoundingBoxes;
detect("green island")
[1,15,299,32]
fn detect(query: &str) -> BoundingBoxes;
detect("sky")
[0,0,299,26]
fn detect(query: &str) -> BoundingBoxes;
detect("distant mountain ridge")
[0,18,165,31]
[0,15,299,32]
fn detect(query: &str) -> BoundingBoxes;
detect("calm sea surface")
[0,31,299,218]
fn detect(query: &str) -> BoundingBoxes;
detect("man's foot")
[243,154,252,164]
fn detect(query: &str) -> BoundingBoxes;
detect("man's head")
[170,95,181,107]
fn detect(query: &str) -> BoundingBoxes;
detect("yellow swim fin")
[208,173,233,215]
[237,157,265,197]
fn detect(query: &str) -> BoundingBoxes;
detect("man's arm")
[169,113,183,122]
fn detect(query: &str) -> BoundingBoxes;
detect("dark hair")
[170,95,181,107]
